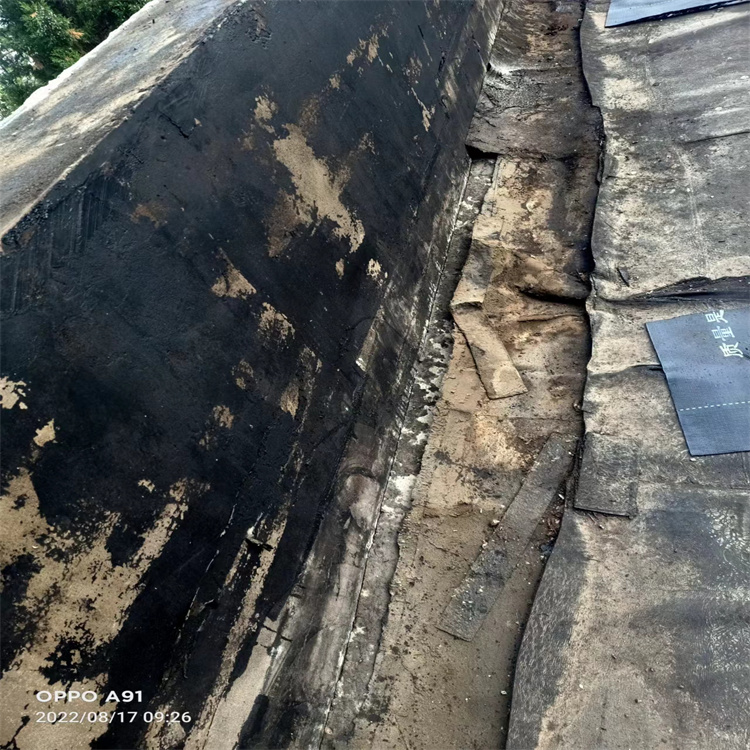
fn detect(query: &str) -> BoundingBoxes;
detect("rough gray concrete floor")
[324,1,601,747]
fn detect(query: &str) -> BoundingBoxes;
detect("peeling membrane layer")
[647,307,750,456]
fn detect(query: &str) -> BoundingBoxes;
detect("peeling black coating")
[0,1,484,747]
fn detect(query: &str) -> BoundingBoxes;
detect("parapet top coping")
[0,0,239,236]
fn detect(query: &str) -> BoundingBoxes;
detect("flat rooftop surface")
[509,3,750,748]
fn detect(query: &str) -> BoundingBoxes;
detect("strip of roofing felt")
[647,308,750,456]
[439,434,577,641]
[606,0,748,26]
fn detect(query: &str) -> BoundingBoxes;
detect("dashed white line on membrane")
[679,400,750,412]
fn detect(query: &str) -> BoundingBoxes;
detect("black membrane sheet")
[647,307,750,456]
[606,0,747,26]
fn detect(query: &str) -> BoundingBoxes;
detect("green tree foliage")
[0,0,147,116]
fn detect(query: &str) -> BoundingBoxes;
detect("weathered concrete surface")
[0,2,505,748]
[509,3,750,749]
[322,1,601,747]
[0,0,239,236]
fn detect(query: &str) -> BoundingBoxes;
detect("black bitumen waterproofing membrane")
[647,307,750,456]
[606,0,747,26]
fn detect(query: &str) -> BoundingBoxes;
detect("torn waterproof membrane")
[647,307,750,456]
[606,0,748,26]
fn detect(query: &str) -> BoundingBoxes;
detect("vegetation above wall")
[0,0,146,116]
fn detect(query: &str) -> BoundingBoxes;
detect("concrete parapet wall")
[0,1,501,747]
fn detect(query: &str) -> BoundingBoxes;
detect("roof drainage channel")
[321,0,604,746]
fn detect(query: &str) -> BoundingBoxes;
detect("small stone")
[489,518,500,527]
